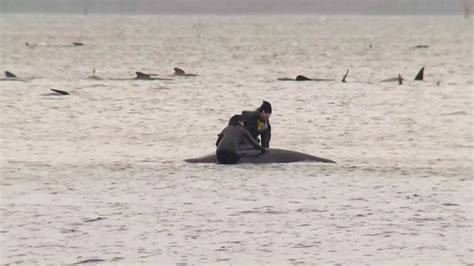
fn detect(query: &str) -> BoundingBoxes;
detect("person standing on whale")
[216,115,267,164]
[240,101,272,149]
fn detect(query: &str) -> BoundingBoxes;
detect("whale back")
[295,75,311,81]
[185,148,335,164]
[5,71,17,78]
[174,67,186,75]
[135,72,151,80]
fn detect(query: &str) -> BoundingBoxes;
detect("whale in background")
[134,72,173,80]
[173,67,198,77]
[185,148,335,164]
[50,89,70,95]
[277,75,334,81]
[106,72,173,81]
[0,71,32,82]
[380,67,424,83]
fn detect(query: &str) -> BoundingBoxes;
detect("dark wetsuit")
[216,125,265,164]
[241,110,271,148]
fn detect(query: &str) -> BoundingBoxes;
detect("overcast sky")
[0,0,471,15]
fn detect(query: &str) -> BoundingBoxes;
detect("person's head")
[258,101,272,121]
[228,114,244,127]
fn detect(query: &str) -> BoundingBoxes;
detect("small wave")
[441,111,468,116]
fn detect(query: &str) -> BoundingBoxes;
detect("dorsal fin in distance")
[135,72,151,79]
[50,89,70,95]
[414,67,424,81]
[174,67,185,75]
[342,69,349,83]
[398,74,403,85]
[295,75,311,81]
[5,71,17,78]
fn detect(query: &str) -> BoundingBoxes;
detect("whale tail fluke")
[5,71,17,78]
[414,67,424,81]
[295,75,311,81]
[342,69,349,83]
[50,89,70,95]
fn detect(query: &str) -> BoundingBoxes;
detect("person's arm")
[260,123,271,148]
[215,131,223,146]
[242,128,265,151]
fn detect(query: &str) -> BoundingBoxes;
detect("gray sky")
[0,0,471,15]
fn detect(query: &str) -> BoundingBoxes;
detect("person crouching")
[216,114,267,164]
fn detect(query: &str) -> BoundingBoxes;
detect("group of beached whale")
[2,65,427,95]
[0,66,427,164]
[2,42,431,164]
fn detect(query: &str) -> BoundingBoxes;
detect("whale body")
[185,148,335,164]
[0,71,31,82]
[174,67,198,77]
[277,75,334,81]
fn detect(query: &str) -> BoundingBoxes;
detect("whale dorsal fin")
[5,71,17,78]
[295,75,311,81]
[51,89,70,95]
[174,67,185,75]
[414,67,424,81]
[341,69,349,83]
[398,74,403,85]
[135,72,151,79]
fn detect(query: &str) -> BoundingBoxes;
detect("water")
[0,14,473,264]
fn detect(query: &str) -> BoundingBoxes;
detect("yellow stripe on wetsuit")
[257,120,267,133]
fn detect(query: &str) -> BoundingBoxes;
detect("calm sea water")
[0,14,473,264]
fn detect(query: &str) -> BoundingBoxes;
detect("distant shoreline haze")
[0,0,472,15]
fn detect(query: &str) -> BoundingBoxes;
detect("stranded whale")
[134,72,173,80]
[277,75,334,81]
[185,148,335,164]
[0,71,31,82]
[173,67,198,77]
[380,67,424,83]
[107,72,173,81]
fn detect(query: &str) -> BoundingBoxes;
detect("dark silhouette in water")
[5,71,17,78]
[173,67,198,77]
[341,69,349,83]
[134,72,172,80]
[414,67,424,81]
[135,72,153,80]
[1,71,31,82]
[50,89,70,95]
[185,148,335,164]
[380,67,424,83]
[278,75,334,81]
